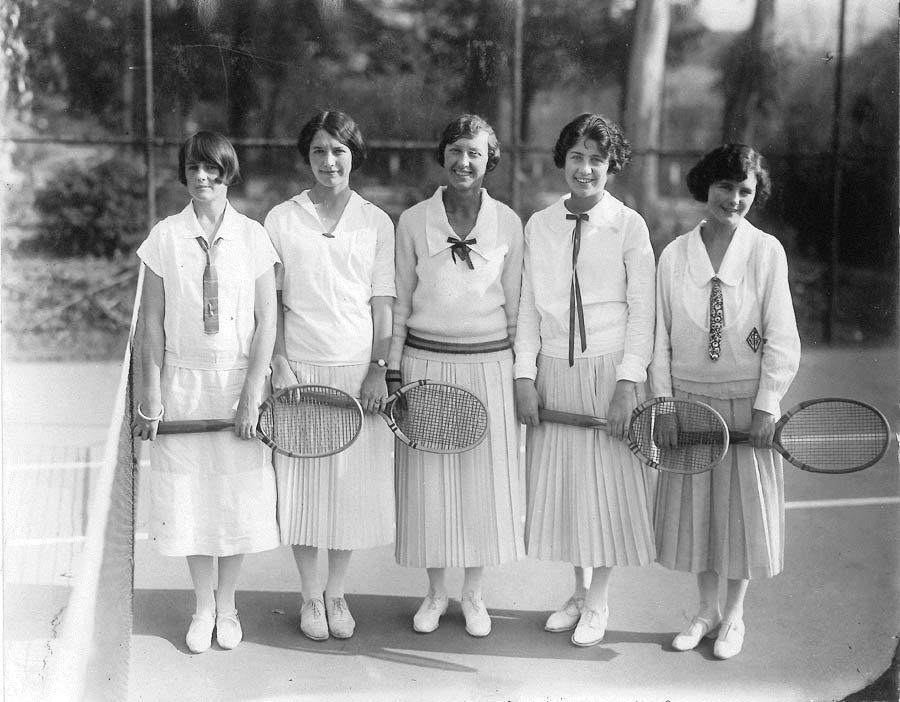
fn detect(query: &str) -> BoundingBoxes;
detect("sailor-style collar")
[686,218,760,287]
[423,186,499,262]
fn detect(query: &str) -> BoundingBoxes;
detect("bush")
[31,157,146,257]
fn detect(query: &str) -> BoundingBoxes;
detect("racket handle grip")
[539,409,606,429]
[156,419,235,434]
[729,431,750,444]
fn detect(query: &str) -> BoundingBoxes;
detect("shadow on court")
[133,589,673,666]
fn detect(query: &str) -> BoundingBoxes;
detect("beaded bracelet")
[137,402,165,422]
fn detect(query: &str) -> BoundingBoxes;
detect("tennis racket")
[157,384,365,458]
[538,397,730,475]
[157,379,489,456]
[729,398,890,474]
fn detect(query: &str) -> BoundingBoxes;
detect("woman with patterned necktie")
[265,110,396,642]
[515,113,656,648]
[649,144,801,659]
[389,114,525,637]
[133,131,280,654]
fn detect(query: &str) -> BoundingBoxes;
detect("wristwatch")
[370,358,387,368]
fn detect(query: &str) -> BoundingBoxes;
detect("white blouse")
[514,193,656,381]
[137,201,279,371]
[265,190,395,365]
[648,219,801,416]
[388,187,524,368]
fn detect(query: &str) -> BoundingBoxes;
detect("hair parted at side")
[435,114,501,172]
[553,113,631,173]
[297,109,366,171]
[686,144,772,206]
[178,131,240,185]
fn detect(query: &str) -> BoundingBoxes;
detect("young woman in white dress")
[133,131,280,653]
[265,110,395,641]
[515,113,657,647]
[389,114,525,637]
[649,144,800,659]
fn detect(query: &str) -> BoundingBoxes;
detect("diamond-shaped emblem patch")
[746,327,762,353]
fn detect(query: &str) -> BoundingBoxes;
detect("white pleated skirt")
[274,361,395,550]
[394,346,525,568]
[525,353,656,568]
[654,387,784,579]
[150,365,280,557]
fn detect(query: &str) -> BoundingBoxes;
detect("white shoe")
[671,614,719,652]
[460,591,491,637]
[215,610,242,650]
[325,596,356,639]
[545,595,585,632]
[185,611,215,653]
[412,592,449,633]
[299,598,329,641]
[571,606,609,647]
[713,619,745,660]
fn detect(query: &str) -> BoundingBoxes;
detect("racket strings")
[392,385,488,452]
[629,400,729,474]
[258,385,362,457]
[777,401,889,472]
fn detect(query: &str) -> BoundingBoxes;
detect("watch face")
[372,359,387,367]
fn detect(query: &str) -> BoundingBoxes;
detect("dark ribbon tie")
[195,236,221,334]
[448,236,477,270]
[565,213,588,366]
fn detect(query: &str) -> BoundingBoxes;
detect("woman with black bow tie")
[388,114,525,638]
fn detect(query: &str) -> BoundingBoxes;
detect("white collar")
[424,186,499,261]
[686,218,759,287]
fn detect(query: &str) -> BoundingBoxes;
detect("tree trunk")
[722,0,776,143]
[623,0,670,214]
[463,0,514,136]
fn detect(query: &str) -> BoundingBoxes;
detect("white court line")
[786,496,900,509]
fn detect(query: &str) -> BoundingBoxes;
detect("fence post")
[144,0,156,229]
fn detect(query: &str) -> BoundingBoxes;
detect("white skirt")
[149,365,279,557]
[654,387,784,579]
[274,361,395,550]
[525,353,656,568]
[394,346,525,568]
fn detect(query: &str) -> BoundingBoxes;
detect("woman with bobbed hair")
[264,109,396,642]
[388,114,525,638]
[650,144,800,660]
[515,113,657,648]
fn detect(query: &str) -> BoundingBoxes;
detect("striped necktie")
[195,236,221,334]
[708,276,723,360]
[565,212,589,366]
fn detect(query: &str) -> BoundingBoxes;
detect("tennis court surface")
[4,346,898,701]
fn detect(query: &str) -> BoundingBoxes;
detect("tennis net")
[43,264,144,701]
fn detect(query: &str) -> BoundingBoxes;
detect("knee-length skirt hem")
[654,387,785,580]
[275,361,395,550]
[394,346,525,569]
[149,365,279,557]
[525,353,657,568]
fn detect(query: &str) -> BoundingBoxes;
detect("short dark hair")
[178,131,240,185]
[686,144,772,206]
[297,110,366,171]
[435,114,500,172]
[553,113,631,173]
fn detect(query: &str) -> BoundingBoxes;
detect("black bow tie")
[448,236,477,270]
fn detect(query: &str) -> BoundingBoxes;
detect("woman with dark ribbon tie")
[515,113,657,648]
[388,114,525,637]
[649,145,800,659]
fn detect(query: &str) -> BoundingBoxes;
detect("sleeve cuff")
[513,352,538,380]
[615,355,648,383]
[753,389,782,417]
